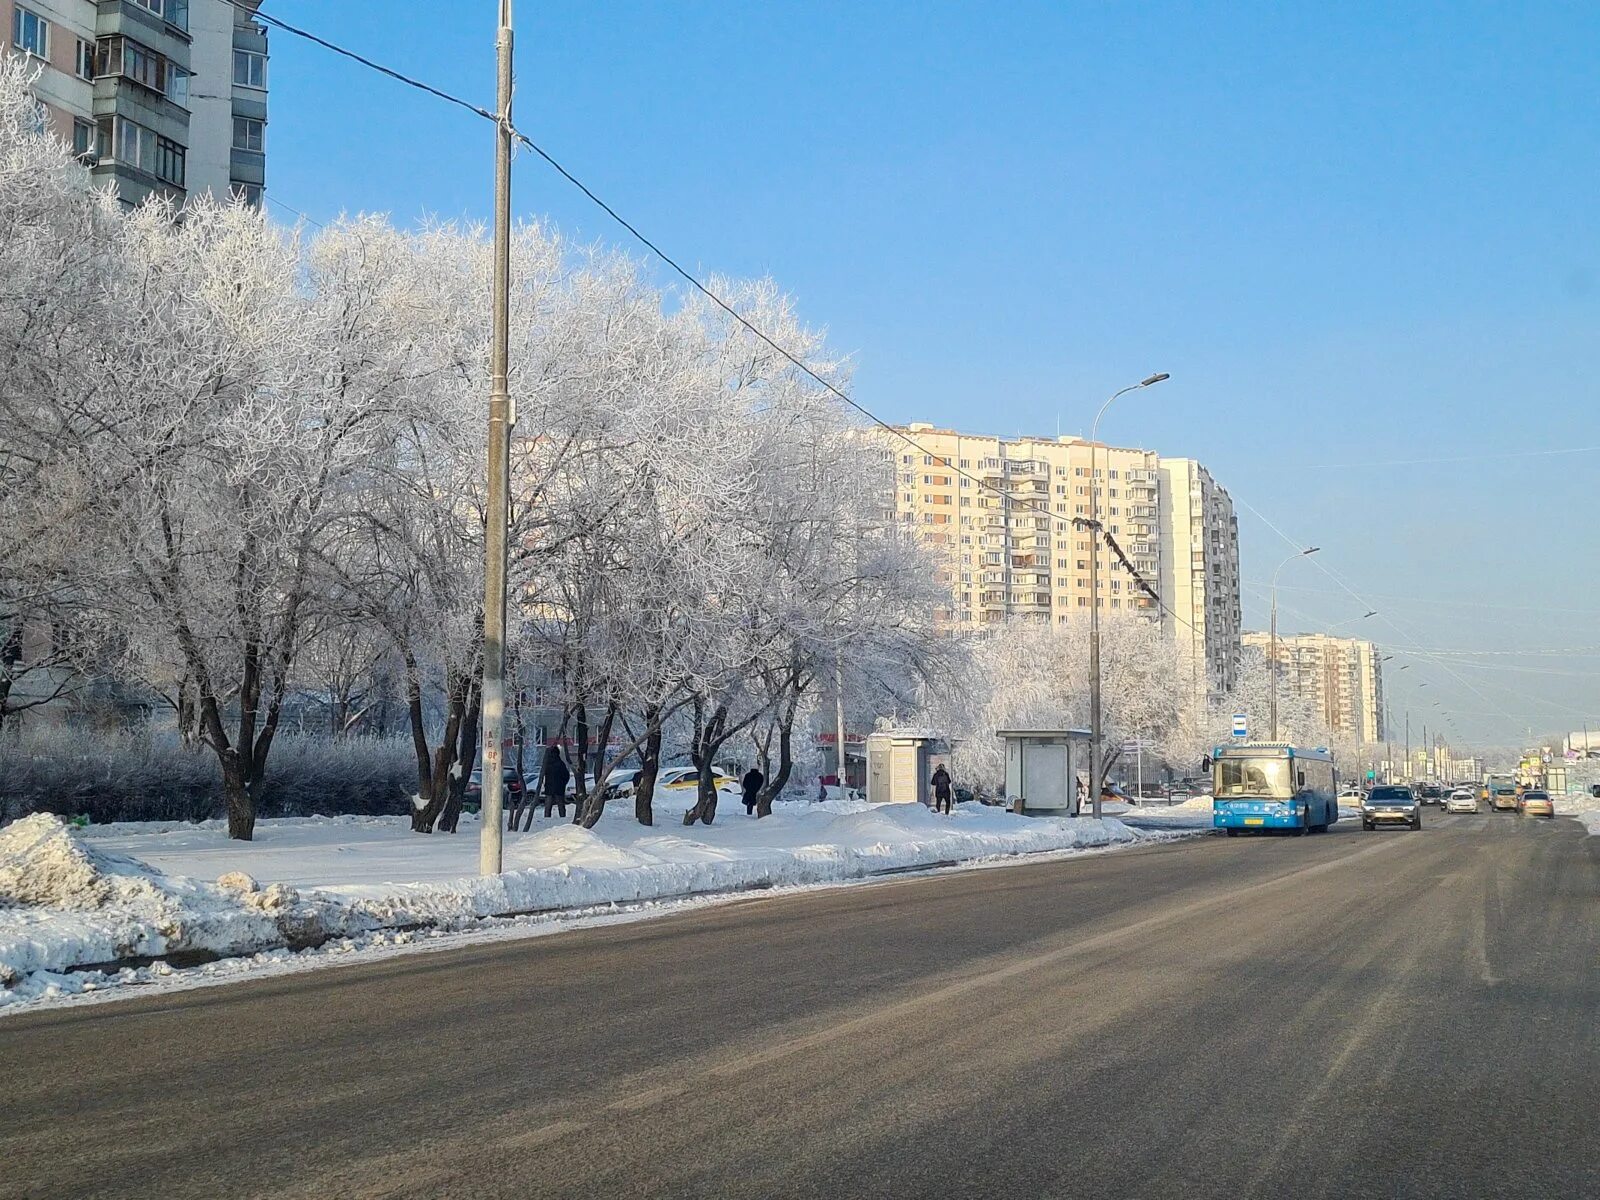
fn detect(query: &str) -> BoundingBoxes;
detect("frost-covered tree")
[925,614,1189,801]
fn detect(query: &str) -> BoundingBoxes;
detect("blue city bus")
[1212,743,1338,836]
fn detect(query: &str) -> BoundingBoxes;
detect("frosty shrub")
[0,727,415,824]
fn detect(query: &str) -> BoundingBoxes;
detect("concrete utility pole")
[834,653,847,792]
[1268,547,1320,741]
[1086,373,1168,820]
[479,0,515,877]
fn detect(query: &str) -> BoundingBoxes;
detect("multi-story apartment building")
[891,423,1241,690]
[3,0,267,208]
[1241,631,1385,743]
[1159,458,1242,693]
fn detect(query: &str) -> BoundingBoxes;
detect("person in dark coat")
[540,741,571,819]
[741,766,765,816]
[931,764,954,815]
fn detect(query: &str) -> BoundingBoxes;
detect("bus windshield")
[1216,758,1293,798]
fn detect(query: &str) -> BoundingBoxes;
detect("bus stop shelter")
[997,728,1091,816]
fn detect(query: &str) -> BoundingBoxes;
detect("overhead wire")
[244,1,1197,633]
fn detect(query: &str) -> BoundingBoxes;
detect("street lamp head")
[1139,373,1170,387]
[1303,546,1321,556]
[1363,609,1378,618]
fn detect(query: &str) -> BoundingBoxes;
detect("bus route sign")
[1232,713,1248,739]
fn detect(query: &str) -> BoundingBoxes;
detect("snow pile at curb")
[0,815,373,989]
[4,800,1178,1007]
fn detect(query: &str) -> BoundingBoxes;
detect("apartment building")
[1159,459,1242,692]
[891,423,1241,688]
[1241,631,1385,743]
[3,0,267,207]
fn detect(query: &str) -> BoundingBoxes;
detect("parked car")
[1362,784,1421,831]
[1167,784,1193,802]
[1337,787,1366,806]
[1517,789,1555,819]
[464,767,526,809]
[655,765,738,794]
[1445,788,1478,814]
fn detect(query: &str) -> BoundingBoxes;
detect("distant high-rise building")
[1241,631,1386,743]
[888,423,1241,690]
[1158,458,1242,695]
[4,0,268,208]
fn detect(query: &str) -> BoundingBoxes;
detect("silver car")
[1362,784,1421,831]
[1445,788,1477,814]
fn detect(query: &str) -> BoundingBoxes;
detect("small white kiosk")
[865,731,950,806]
[997,728,1092,816]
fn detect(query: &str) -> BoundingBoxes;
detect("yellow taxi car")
[1516,789,1555,819]
[656,765,738,793]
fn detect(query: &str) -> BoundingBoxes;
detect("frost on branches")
[0,61,948,841]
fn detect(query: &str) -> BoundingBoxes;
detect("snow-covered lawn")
[1,793,1202,1013]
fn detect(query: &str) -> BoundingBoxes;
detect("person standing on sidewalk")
[540,741,571,819]
[741,765,765,817]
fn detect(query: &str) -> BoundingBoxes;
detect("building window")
[233,49,267,89]
[107,116,185,186]
[233,117,265,152]
[98,36,187,106]
[155,135,185,186]
[12,6,49,57]
[231,183,263,208]
[76,39,97,80]
[131,0,189,34]
[72,118,95,161]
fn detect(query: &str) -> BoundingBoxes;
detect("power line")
[237,2,494,123]
[246,2,1192,631]
[265,193,324,229]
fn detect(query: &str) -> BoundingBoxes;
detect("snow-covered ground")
[2,793,1204,1013]
[1554,792,1600,834]
[1106,795,1216,829]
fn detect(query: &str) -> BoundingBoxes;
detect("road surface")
[2,811,1596,1199]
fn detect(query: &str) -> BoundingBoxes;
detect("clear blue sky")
[265,0,1599,750]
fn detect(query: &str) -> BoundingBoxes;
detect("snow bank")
[5,797,1191,1010]
[0,815,375,989]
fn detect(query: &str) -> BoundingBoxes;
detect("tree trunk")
[414,672,466,834]
[220,750,255,841]
[683,701,728,826]
[438,679,481,834]
[634,703,661,826]
[579,701,619,829]
[570,700,590,826]
[756,703,797,819]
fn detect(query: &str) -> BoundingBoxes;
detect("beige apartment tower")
[892,423,1241,692]
[4,0,268,208]
[1241,631,1386,743]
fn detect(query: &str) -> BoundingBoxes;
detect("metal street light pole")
[479,0,515,877]
[1268,546,1320,741]
[1087,372,1168,820]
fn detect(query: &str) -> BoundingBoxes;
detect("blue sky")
[264,1,1599,749]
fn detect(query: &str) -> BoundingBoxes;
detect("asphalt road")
[3,811,1597,1200]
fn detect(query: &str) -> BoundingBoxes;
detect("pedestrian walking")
[540,740,571,819]
[931,763,954,815]
[741,765,765,816]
